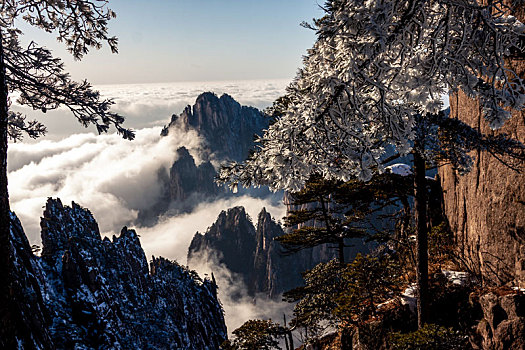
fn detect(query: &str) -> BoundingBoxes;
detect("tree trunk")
[413,146,429,328]
[399,196,411,241]
[338,238,345,265]
[0,28,14,348]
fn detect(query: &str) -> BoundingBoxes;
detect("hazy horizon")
[17,1,322,85]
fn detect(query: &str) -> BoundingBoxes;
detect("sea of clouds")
[8,79,293,334]
[8,79,289,244]
[10,79,289,140]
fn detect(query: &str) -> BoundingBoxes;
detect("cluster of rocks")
[473,291,525,350]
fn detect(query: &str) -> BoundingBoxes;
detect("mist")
[188,250,294,335]
[7,80,293,337]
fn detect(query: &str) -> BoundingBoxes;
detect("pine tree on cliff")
[281,171,413,265]
[0,2,133,348]
[282,175,360,265]
[219,0,525,328]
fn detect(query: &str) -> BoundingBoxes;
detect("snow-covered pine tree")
[219,0,525,328]
[0,1,133,348]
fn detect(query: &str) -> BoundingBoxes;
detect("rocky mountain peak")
[211,206,253,234]
[11,199,227,349]
[188,206,304,298]
[41,198,101,263]
[162,92,269,162]
[255,207,277,254]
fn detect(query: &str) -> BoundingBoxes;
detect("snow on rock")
[441,270,470,286]
[401,284,417,313]
[10,198,227,349]
[385,163,413,176]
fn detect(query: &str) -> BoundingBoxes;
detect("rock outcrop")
[11,198,227,349]
[188,207,258,295]
[472,291,525,350]
[167,147,220,207]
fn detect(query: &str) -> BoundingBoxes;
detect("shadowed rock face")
[188,207,259,295]
[439,2,525,287]
[10,198,227,350]
[139,92,275,225]
[6,212,54,350]
[187,206,358,299]
[166,146,220,208]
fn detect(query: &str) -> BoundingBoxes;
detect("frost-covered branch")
[219,0,525,191]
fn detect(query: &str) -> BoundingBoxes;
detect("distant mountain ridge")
[10,198,227,349]
[187,206,367,299]
[138,92,276,225]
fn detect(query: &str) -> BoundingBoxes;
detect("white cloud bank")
[8,79,291,337]
[10,79,289,140]
[8,79,289,245]
[8,126,195,242]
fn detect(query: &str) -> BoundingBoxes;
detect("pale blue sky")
[19,0,322,84]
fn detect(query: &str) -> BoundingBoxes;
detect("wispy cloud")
[8,126,204,243]
[189,250,293,335]
[139,196,286,263]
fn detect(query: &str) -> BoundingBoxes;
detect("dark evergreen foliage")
[222,319,288,350]
[389,323,469,350]
[280,172,413,264]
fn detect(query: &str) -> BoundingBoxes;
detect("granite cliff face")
[10,198,227,349]
[188,207,258,295]
[439,90,525,287]
[439,3,525,287]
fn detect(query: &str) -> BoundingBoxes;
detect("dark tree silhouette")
[0,1,133,347]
